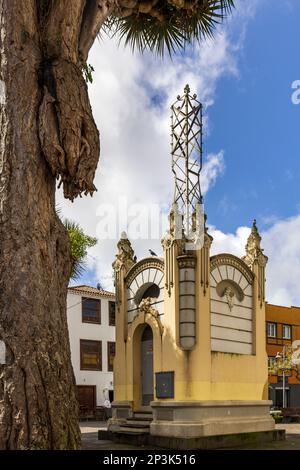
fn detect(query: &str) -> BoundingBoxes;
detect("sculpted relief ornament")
[138,297,159,319]
[224,286,235,311]
[134,297,164,336]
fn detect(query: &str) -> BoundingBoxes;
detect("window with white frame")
[267,322,277,338]
[282,324,291,340]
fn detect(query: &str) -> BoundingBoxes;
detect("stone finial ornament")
[169,203,183,240]
[161,203,185,254]
[243,219,268,268]
[112,231,137,274]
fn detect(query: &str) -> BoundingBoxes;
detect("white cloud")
[57,2,263,290]
[207,214,300,308]
[263,215,300,306]
[201,151,225,194]
[210,225,250,257]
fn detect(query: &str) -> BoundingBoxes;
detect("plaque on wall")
[156,371,175,398]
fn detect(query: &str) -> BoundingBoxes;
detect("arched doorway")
[141,325,154,406]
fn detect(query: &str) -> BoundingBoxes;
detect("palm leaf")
[64,219,97,281]
[106,1,235,56]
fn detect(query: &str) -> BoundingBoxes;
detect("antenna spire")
[171,84,204,248]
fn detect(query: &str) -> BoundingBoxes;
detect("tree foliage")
[107,0,235,56]
[64,219,97,280]
[269,344,300,379]
[31,1,236,203]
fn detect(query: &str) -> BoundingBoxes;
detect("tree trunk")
[0,0,125,449]
[0,1,84,449]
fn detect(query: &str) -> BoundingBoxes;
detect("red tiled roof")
[68,284,115,299]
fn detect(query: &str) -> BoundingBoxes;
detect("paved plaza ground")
[80,421,300,450]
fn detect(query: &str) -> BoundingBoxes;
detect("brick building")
[266,303,300,408]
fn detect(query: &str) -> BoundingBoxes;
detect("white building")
[67,285,115,410]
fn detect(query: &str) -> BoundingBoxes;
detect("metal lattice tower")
[171,84,203,240]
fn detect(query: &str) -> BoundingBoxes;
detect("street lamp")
[275,347,288,409]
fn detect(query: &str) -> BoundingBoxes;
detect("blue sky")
[58,0,300,306]
[205,0,299,232]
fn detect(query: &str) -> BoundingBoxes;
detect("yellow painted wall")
[114,243,269,408]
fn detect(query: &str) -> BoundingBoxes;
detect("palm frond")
[64,219,97,281]
[105,0,235,56]
[71,258,87,281]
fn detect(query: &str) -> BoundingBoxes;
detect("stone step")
[133,412,153,419]
[127,417,153,424]
[126,421,151,427]
[121,423,150,430]
[112,429,149,446]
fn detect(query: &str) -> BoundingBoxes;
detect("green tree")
[0,0,234,449]
[269,345,300,378]
[64,219,97,280]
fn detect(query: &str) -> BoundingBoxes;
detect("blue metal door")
[141,326,154,406]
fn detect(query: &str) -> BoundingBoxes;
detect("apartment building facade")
[67,285,116,411]
[266,303,300,408]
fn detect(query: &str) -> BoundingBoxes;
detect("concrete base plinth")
[105,399,282,449]
[147,429,285,450]
[150,400,275,438]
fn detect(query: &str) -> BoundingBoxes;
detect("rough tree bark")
[0,0,114,450]
[0,0,229,450]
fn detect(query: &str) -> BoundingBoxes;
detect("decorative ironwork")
[171,84,203,244]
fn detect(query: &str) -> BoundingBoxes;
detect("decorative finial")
[242,219,267,269]
[184,84,190,94]
[112,233,136,273]
[252,219,257,232]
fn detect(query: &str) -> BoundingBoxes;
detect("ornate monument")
[108,87,275,448]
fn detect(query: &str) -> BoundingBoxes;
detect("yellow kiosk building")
[109,86,276,447]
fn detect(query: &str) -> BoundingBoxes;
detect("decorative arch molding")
[125,257,164,287]
[210,253,254,285]
[126,257,165,328]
